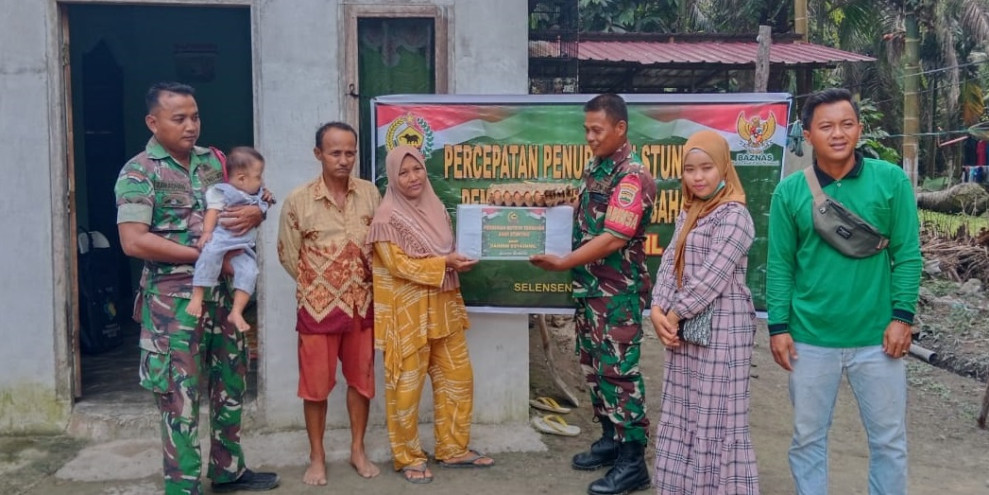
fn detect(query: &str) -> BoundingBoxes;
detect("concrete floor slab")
[55,424,545,482]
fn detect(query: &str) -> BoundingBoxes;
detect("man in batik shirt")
[277,122,381,485]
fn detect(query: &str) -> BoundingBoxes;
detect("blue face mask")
[698,180,726,200]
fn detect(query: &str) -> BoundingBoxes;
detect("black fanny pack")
[804,167,889,258]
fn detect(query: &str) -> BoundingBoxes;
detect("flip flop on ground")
[531,414,581,437]
[438,450,495,468]
[529,396,572,414]
[401,463,433,484]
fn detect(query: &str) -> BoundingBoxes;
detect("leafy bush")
[857,98,902,164]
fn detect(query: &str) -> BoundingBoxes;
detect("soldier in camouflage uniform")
[531,93,656,495]
[115,82,278,494]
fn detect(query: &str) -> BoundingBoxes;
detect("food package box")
[456,204,573,260]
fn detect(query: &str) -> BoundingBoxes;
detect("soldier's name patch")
[153,180,189,193]
[587,178,610,195]
[201,169,224,185]
[616,181,639,207]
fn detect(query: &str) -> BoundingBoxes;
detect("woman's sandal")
[437,450,495,469]
[401,463,433,484]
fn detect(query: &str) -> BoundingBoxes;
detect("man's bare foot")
[227,312,252,332]
[351,450,380,479]
[303,459,327,486]
[186,299,203,318]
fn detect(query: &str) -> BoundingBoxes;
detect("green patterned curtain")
[358,18,435,179]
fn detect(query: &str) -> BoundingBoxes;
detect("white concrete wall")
[450,0,530,94]
[257,0,530,429]
[253,0,347,431]
[0,0,528,433]
[0,0,72,432]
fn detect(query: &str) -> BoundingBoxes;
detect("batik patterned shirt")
[277,176,381,333]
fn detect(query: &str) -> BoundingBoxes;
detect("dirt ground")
[526,315,989,495]
[914,277,989,381]
[6,316,989,495]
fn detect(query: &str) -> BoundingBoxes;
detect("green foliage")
[577,0,669,33]
[816,0,989,179]
[919,209,989,239]
[860,138,902,163]
[856,98,902,163]
[573,0,791,34]
[961,80,985,126]
[921,176,951,191]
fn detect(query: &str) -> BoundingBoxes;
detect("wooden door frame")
[48,2,78,401]
[48,0,257,402]
[342,4,451,144]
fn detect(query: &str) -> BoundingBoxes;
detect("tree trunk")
[916,182,989,215]
[754,25,771,93]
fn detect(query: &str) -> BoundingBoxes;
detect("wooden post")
[60,5,82,399]
[755,25,771,93]
[535,315,579,407]
[903,15,920,188]
[794,0,808,41]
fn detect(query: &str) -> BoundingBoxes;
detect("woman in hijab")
[649,130,759,494]
[367,145,494,484]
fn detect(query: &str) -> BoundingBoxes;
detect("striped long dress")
[371,241,474,471]
[650,202,759,495]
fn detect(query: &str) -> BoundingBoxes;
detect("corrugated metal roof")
[575,40,875,66]
[529,39,875,66]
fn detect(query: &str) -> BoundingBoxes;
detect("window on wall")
[357,18,436,179]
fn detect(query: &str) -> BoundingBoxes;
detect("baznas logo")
[736,111,777,154]
[385,112,434,157]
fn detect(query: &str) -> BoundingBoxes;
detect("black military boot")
[572,416,619,470]
[587,441,651,495]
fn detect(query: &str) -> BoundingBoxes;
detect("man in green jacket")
[767,88,922,495]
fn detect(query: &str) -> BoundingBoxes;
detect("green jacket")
[766,155,922,347]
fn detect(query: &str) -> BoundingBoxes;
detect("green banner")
[372,94,792,310]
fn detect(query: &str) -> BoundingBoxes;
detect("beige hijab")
[367,145,458,290]
[674,130,747,287]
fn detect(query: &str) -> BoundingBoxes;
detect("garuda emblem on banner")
[736,111,777,154]
[385,112,435,158]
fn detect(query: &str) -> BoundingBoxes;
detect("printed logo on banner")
[385,112,435,157]
[735,111,778,165]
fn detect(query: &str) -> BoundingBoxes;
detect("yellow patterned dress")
[372,242,473,470]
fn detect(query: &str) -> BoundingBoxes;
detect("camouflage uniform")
[115,137,247,495]
[572,141,657,446]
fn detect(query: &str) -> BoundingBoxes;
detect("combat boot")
[572,416,619,470]
[587,441,650,495]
